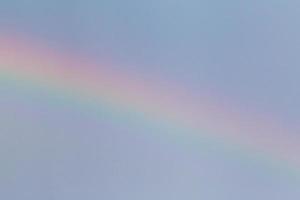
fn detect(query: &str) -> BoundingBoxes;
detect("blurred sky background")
[1,0,300,199]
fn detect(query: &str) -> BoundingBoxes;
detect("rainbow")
[1,34,300,176]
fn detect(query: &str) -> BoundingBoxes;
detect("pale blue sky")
[1,0,300,199]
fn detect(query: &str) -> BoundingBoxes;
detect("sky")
[1,0,300,199]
